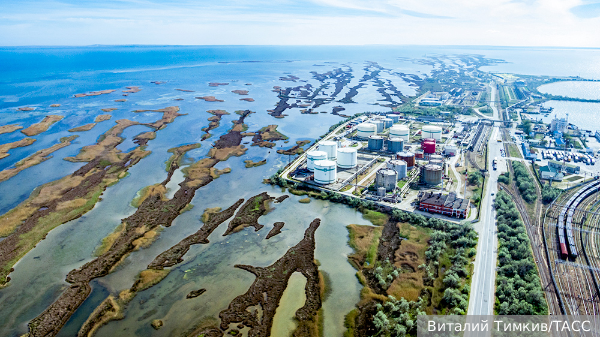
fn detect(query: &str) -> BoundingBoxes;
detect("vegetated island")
[94,114,112,123]
[21,115,64,136]
[79,191,285,336]
[276,140,311,155]
[0,136,79,183]
[0,124,23,135]
[0,107,185,289]
[26,111,256,337]
[244,159,267,168]
[209,82,229,87]
[201,110,230,141]
[122,86,141,93]
[196,96,224,102]
[250,125,288,148]
[214,218,323,337]
[0,138,36,159]
[231,90,249,95]
[73,90,116,98]
[69,123,97,132]
[265,222,285,239]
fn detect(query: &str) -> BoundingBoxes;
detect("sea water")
[1,46,600,336]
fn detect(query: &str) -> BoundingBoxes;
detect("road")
[467,81,505,319]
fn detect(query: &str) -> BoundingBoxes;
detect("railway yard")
[543,181,600,319]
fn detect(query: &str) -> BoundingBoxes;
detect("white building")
[550,117,568,134]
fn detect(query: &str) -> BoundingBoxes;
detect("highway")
[467,82,505,319]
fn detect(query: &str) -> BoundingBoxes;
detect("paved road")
[467,81,506,319]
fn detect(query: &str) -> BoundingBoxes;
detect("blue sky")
[1,0,600,46]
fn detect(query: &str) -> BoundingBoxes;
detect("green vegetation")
[541,184,561,204]
[397,180,407,189]
[468,171,483,185]
[372,296,426,336]
[507,144,522,159]
[498,172,511,185]
[361,209,389,226]
[512,161,537,203]
[494,191,548,315]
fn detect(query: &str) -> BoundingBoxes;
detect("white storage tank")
[422,125,442,141]
[306,150,328,172]
[376,168,397,191]
[386,114,400,123]
[382,118,393,129]
[387,160,407,180]
[314,160,336,185]
[319,140,337,160]
[337,147,358,169]
[390,125,410,142]
[373,120,384,133]
[356,123,377,138]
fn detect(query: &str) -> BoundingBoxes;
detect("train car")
[558,234,568,260]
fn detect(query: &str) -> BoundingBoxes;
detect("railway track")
[543,181,600,326]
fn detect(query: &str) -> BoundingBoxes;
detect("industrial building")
[521,142,538,161]
[417,191,469,218]
[548,160,581,174]
[444,145,458,156]
[550,117,568,134]
[539,166,564,181]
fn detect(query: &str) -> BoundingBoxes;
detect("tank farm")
[542,179,600,319]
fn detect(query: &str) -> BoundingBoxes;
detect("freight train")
[557,180,600,260]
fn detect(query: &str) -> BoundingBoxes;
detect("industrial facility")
[417,191,469,218]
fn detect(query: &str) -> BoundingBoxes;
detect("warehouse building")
[417,191,469,218]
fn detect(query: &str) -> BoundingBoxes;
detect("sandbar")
[231,90,249,95]
[240,98,255,102]
[122,86,141,93]
[0,138,36,159]
[209,82,229,87]
[50,104,60,107]
[73,90,116,98]
[101,108,117,112]
[176,89,195,92]
[196,96,224,102]
[21,115,64,136]
[68,123,97,132]
[0,124,23,135]
[0,136,78,183]
[94,115,112,123]
[114,99,126,102]
[18,107,35,111]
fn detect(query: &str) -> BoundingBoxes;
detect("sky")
[1,0,600,46]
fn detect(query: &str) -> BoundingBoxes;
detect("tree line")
[512,161,537,203]
[494,190,548,315]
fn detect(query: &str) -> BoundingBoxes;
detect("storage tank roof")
[314,159,336,167]
[423,125,442,131]
[307,150,327,156]
[424,164,442,170]
[320,140,336,146]
[379,168,397,175]
[369,135,384,139]
[397,151,414,156]
[338,147,357,153]
[389,159,407,165]
[391,125,409,130]
[389,137,403,142]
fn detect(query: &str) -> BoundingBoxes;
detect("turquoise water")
[1,46,600,336]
